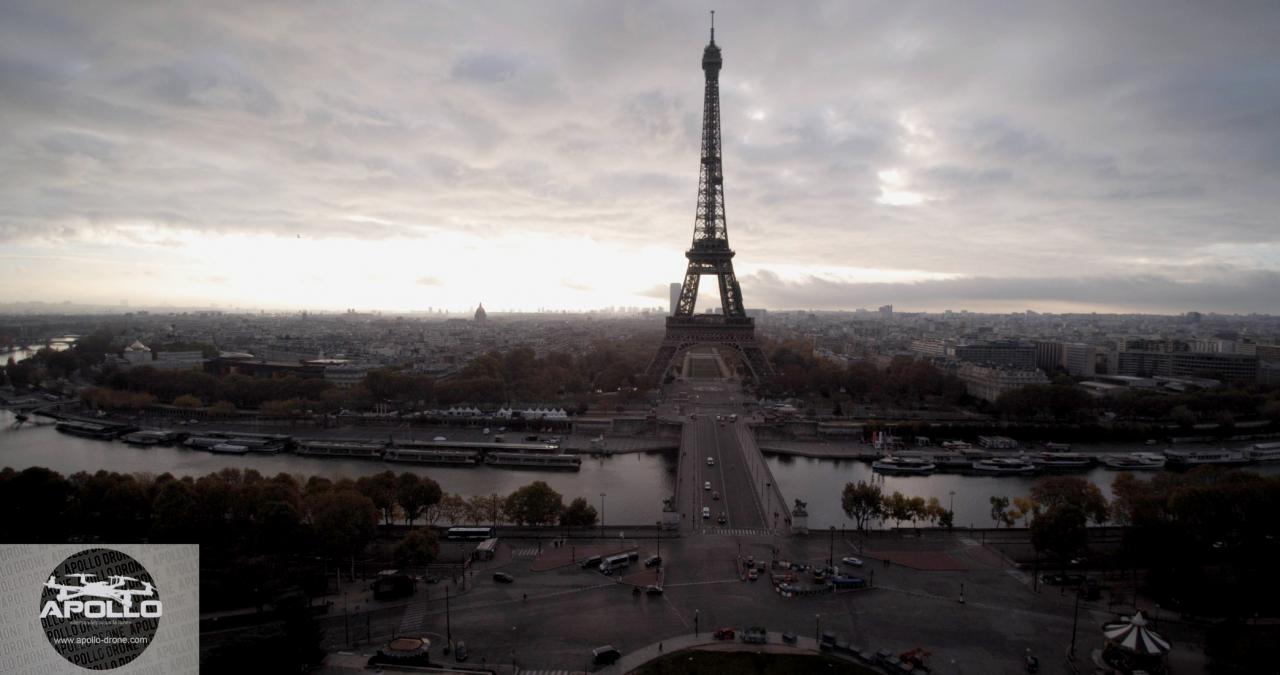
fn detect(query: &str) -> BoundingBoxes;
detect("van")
[592,645,622,665]
[581,555,603,570]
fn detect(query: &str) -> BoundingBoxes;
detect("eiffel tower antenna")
[710,10,715,44]
[645,20,773,383]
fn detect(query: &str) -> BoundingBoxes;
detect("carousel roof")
[1103,611,1171,655]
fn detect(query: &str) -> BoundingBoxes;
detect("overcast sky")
[2,1,1278,313]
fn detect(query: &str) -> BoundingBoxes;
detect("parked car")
[747,569,759,581]
[645,585,664,595]
[781,632,798,645]
[1041,573,1086,586]
[492,572,514,583]
[819,631,838,651]
[741,626,768,644]
[644,555,662,568]
[581,555,603,570]
[841,556,864,567]
[713,627,735,640]
[717,513,727,525]
[453,641,468,662]
[704,481,711,491]
[592,645,622,665]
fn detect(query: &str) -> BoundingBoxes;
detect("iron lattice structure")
[646,20,773,382]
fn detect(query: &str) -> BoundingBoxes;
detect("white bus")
[599,553,631,574]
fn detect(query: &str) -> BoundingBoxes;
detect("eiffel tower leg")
[645,342,681,381]
[738,343,773,381]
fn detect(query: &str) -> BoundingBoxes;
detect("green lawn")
[631,650,878,675]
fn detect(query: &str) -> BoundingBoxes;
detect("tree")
[425,493,467,526]
[503,482,564,526]
[173,394,202,408]
[883,492,912,529]
[394,528,439,568]
[1009,496,1038,527]
[1029,476,1109,525]
[466,494,503,526]
[355,471,398,525]
[841,481,883,532]
[395,473,442,527]
[307,490,378,563]
[559,497,598,528]
[989,496,1014,528]
[1031,504,1089,567]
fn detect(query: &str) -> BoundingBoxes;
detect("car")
[712,491,720,500]
[756,561,768,572]
[702,507,711,519]
[746,556,755,566]
[747,569,759,581]
[841,556,864,567]
[1041,573,1086,586]
[819,631,838,650]
[492,572,514,583]
[782,632,797,645]
[581,555,603,569]
[645,585,664,595]
[716,513,727,525]
[706,456,715,466]
[704,481,711,491]
[742,626,767,644]
[644,555,662,568]
[832,575,866,589]
[713,627,735,640]
[812,570,827,583]
[591,645,622,665]
[453,640,468,662]
[627,551,640,561]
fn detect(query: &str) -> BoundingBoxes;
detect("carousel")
[370,636,432,667]
[1096,611,1171,674]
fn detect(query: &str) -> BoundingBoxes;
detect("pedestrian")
[659,642,663,653]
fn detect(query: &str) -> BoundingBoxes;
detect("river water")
[2,408,1276,527]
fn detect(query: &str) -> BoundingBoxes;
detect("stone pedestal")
[791,499,809,535]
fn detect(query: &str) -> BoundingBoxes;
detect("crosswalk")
[700,527,772,536]
[398,600,430,633]
[510,546,540,559]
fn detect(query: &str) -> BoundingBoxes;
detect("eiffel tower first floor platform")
[644,315,773,383]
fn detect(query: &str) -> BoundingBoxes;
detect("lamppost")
[694,609,699,637]
[815,613,821,643]
[656,520,662,561]
[1069,587,1082,658]
[949,491,955,520]
[828,526,836,569]
[599,492,606,537]
[445,585,452,652]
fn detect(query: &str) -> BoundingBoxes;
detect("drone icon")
[45,573,156,610]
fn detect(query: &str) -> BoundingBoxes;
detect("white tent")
[1103,611,1171,656]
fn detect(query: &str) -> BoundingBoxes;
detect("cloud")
[741,266,1280,314]
[0,1,1277,311]
[415,276,441,286]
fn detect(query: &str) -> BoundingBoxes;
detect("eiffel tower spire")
[645,21,773,383]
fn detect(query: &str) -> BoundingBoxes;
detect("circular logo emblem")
[39,548,162,670]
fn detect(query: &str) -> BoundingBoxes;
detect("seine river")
[3,406,1276,527]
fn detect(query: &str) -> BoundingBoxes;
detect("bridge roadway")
[668,358,789,537]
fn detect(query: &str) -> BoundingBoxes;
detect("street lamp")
[694,609,699,637]
[828,526,835,568]
[949,491,955,518]
[656,520,662,560]
[815,613,821,644]
[600,492,606,537]
[445,585,452,652]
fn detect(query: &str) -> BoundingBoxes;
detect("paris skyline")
[2,2,1278,314]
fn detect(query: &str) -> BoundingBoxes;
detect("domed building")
[474,303,487,322]
[123,340,152,368]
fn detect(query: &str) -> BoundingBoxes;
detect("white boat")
[971,457,1037,475]
[1245,442,1280,463]
[1101,452,1166,470]
[1030,452,1093,470]
[383,448,480,465]
[872,456,936,475]
[1164,447,1250,467]
[210,443,249,455]
[296,440,386,458]
[483,452,581,471]
[121,430,179,446]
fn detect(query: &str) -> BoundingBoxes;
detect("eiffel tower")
[645,15,772,383]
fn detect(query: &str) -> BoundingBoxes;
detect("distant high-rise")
[669,283,681,317]
[474,303,487,321]
[879,304,894,320]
